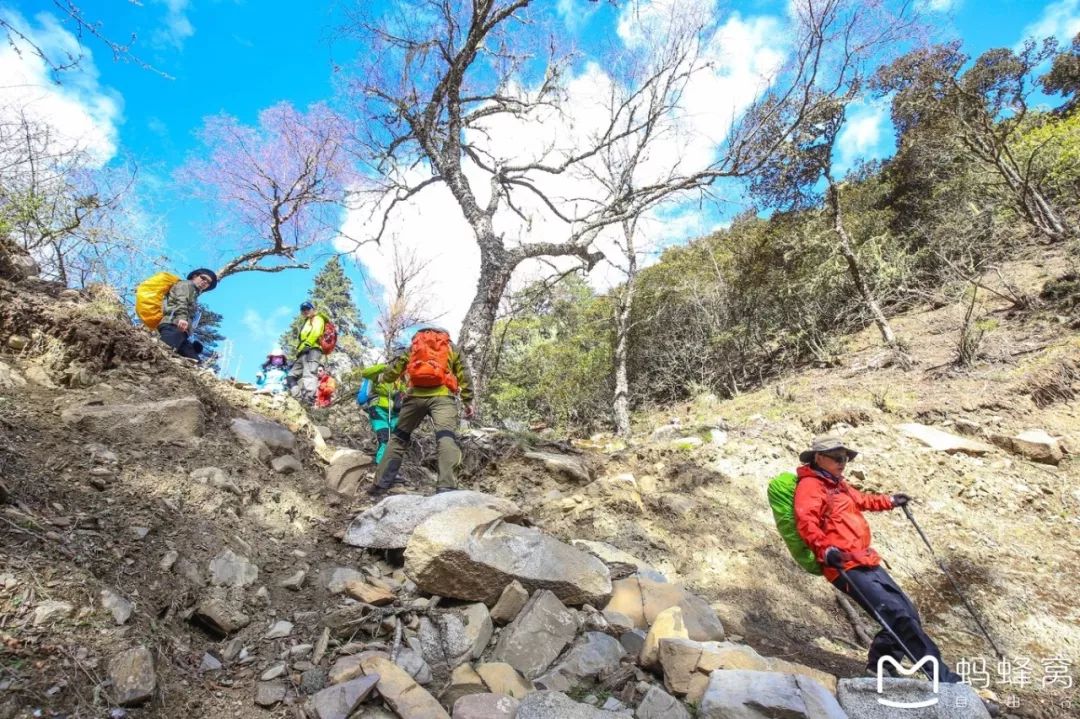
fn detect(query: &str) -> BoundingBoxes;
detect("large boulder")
[493,590,579,679]
[517,691,625,718]
[61,397,204,442]
[405,507,611,606]
[344,491,522,549]
[990,429,1064,465]
[837,678,990,719]
[604,575,723,642]
[230,415,296,452]
[571,539,656,580]
[698,670,846,719]
[325,449,371,496]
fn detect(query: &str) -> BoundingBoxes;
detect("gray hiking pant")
[374,395,461,491]
[288,348,323,402]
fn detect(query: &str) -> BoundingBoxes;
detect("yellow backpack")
[135,272,181,329]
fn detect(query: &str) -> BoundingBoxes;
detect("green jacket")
[162,279,200,325]
[294,312,327,353]
[381,343,474,404]
[361,363,405,410]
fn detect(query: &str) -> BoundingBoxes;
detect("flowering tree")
[180,102,357,280]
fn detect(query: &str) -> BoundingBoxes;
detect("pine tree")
[196,307,226,373]
[279,257,371,373]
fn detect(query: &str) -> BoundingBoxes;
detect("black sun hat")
[187,268,219,291]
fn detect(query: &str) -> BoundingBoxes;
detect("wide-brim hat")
[187,268,218,291]
[799,434,858,464]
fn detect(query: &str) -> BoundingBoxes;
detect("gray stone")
[301,668,328,694]
[325,449,371,496]
[193,589,250,636]
[61,397,204,442]
[523,451,592,483]
[405,506,612,606]
[490,580,529,625]
[100,590,133,625]
[209,549,259,588]
[254,681,287,707]
[344,490,522,550]
[107,646,156,707]
[536,632,625,692]
[261,663,287,680]
[517,691,625,718]
[323,566,365,594]
[309,675,379,719]
[899,423,995,455]
[395,644,434,685]
[419,614,474,680]
[601,697,627,712]
[461,603,494,658]
[571,540,656,580]
[230,415,296,452]
[199,653,223,672]
[698,670,845,719]
[0,361,27,389]
[264,620,293,639]
[990,429,1063,465]
[837,677,991,718]
[493,590,579,680]
[619,630,646,655]
[452,693,520,719]
[159,550,179,572]
[603,611,634,634]
[271,454,303,474]
[189,467,242,495]
[636,685,690,719]
[32,600,73,626]
[278,568,306,590]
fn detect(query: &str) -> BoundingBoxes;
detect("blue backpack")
[356,379,373,406]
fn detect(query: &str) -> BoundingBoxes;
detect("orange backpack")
[406,329,459,393]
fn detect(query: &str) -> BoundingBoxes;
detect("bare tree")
[365,242,444,358]
[0,111,162,291]
[875,39,1073,243]
[744,0,919,352]
[179,102,360,281]
[342,0,904,398]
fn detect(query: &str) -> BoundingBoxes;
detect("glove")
[824,547,846,568]
[891,493,911,508]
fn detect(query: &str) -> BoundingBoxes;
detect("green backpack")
[768,472,823,575]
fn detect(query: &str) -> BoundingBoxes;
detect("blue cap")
[300,301,315,311]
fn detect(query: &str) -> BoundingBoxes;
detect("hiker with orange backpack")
[791,434,962,682]
[367,326,474,497]
[287,301,335,405]
[135,268,218,360]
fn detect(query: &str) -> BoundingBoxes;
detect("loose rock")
[359,653,451,719]
[61,397,204,442]
[344,580,395,606]
[264,620,293,639]
[452,693,520,719]
[344,491,521,550]
[254,681,287,707]
[516,691,625,718]
[309,675,379,719]
[523,451,592,483]
[536,632,625,692]
[271,454,303,474]
[493,590,579,679]
[641,606,688,668]
[33,600,73,626]
[475,662,533,699]
[490,580,529,625]
[208,549,259,588]
[637,685,690,719]
[230,415,296,452]
[107,646,156,707]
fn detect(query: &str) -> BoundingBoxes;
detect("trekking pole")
[833,564,935,680]
[901,505,1004,659]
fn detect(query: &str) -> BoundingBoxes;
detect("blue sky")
[3,0,1079,381]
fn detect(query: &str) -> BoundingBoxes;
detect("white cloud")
[152,0,194,49]
[556,0,601,32]
[341,1,789,335]
[1020,0,1080,45]
[915,0,960,12]
[835,100,889,175]
[242,305,292,346]
[0,9,122,166]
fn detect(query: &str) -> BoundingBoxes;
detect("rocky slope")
[0,258,1078,719]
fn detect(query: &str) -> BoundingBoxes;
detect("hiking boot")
[366,482,392,498]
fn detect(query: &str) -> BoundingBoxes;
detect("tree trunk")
[995,156,1071,242]
[457,238,514,404]
[612,224,637,437]
[825,176,899,349]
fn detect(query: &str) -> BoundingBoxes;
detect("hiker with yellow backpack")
[135,269,218,360]
[367,327,474,497]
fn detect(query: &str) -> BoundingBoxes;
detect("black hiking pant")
[159,323,203,360]
[832,565,961,682]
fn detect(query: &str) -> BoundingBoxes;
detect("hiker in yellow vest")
[159,268,218,359]
[287,301,326,404]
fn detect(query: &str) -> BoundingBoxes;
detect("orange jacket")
[793,465,894,581]
[315,375,336,408]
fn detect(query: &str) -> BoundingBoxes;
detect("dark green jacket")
[161,279,200,325]
[381,343,474,404]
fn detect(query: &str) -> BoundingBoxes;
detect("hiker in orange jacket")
[314,365,336,408]
[794,434,961,682]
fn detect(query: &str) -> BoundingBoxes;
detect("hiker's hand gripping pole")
[901,505,1004,659]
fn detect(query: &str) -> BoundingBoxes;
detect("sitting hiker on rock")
[794,434,962,682]
[314,365,336,408]
[357,343,407,465]
[254,348,289,395]
[367,327,474,497]
[159,268,218,360]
